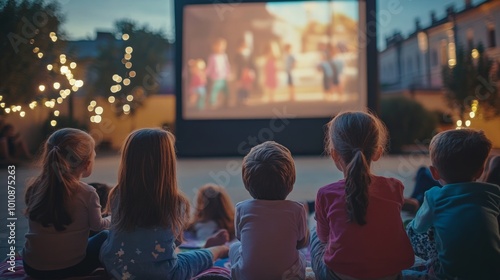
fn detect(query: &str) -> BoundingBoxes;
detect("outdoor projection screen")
[175,0,377,156]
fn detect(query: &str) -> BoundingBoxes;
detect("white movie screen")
[183,1,365,119]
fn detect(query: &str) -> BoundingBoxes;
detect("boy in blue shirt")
[407,129,500,279]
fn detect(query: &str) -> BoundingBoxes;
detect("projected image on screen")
[183,1,365,119]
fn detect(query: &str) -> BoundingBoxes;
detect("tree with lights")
[0,0,84,127]
[442,44,499,128]
[87,19,171,125]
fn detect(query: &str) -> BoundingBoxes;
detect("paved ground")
[0,152,433,258]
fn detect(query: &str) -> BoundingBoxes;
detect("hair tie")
[53,145,61,152]
[353,148,362,154]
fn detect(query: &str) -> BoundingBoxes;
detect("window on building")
[432,50,438,67]
[488,25,496,48]
[441,40,448,65]
[467,28,474,50]
[416,53,421,74]
[408,57,413,74]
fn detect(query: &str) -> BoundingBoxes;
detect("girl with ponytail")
[311,111,414,280]
[23,128,110,279]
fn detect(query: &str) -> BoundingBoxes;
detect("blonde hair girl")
[23,128,110,279]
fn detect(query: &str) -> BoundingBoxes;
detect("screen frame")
[175,0,378,157]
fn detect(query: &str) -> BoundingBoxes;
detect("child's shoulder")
[236,199,303,210]
[76,181,99,197]
[318,180,346,193]
[432,181,500,198]
[371,175,404,188]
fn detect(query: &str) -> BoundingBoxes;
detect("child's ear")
[473,166,485,181]
[372,146,383,162]
[429,166,441,181]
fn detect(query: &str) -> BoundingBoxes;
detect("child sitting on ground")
[311,111,414,280]
[407,129,500,279]
[23,128,110,279]
[100,128,229,279]
[229,141,309,279]
[187,184,235,241]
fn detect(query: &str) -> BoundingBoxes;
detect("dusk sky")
[54,0,486,49]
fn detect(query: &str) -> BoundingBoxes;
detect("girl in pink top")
[311,111,414,280]
[22,128,110,279]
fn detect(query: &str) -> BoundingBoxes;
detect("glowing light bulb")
[95,106,103,115]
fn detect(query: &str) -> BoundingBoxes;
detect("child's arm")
[296,204,309,249]
[235,205,241,241]
[315,193,330,243]
[207,245,229,261]
[408,196,433,234]
[88,190,111,231]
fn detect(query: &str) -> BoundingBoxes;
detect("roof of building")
[381,0,493,52]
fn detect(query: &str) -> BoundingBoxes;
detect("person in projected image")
[188,59,208,110]
[330,45,345,99]
[318,51,334,98]
[264,42,279,103]
[283,43,296,101]
[234,40,256,106]
[206,38,231,109]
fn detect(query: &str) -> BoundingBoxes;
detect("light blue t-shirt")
[100,198,213,279]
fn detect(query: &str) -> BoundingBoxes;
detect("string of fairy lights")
[87,33,135,123]
[455,99,479,129]
[0,31,84,127]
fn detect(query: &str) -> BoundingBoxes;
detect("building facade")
[379,0,500,93]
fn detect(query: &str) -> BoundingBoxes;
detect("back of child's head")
[89,182,111,212]
[111,128,189,237]
[242,141,295,200]
[192,184,235,239]
[25,128,95,231]
[326,111,388,225]
[430,129,491,183]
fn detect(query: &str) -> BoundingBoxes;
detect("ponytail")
[25,128,94,232]
[345,149,371,225]
[29,147,73,231]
